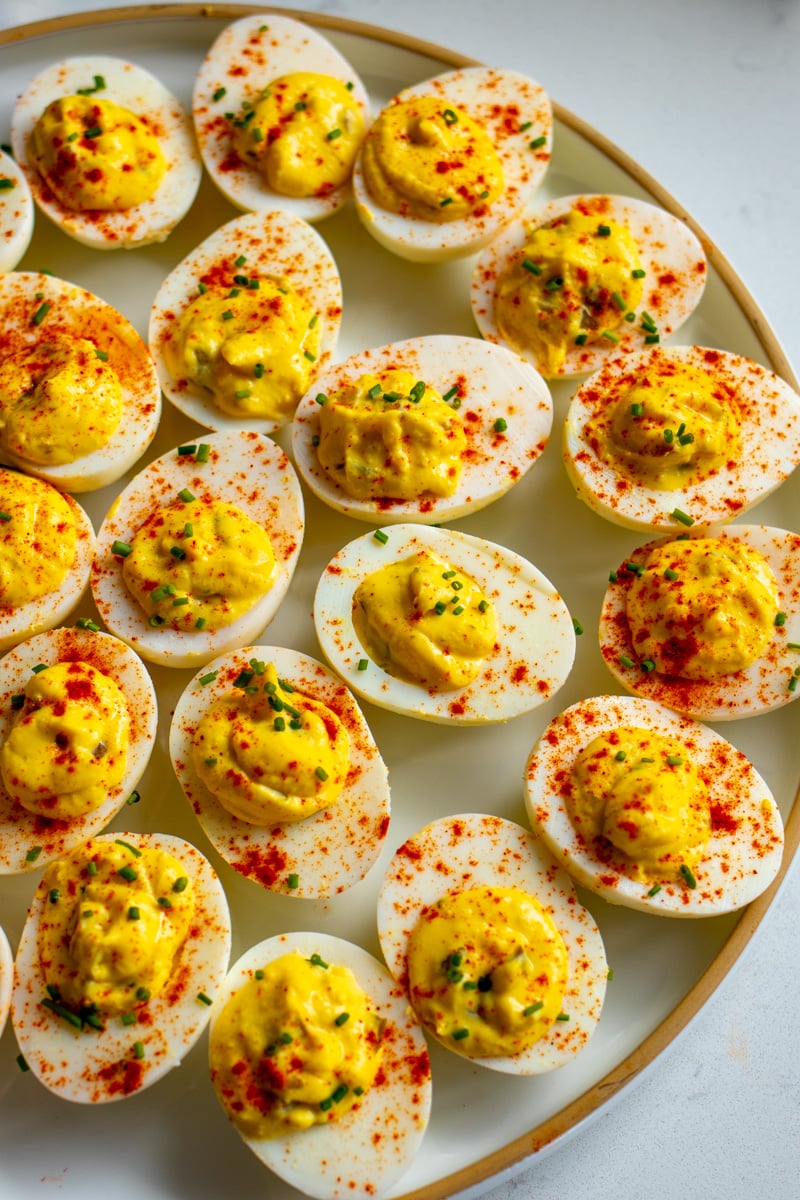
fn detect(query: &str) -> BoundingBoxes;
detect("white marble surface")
[1,2,798,1199]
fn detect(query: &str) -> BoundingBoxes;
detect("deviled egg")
[525,694,784,916]
[11,55,201,249]
[292,333,552,524]
[91,430,304,669]
[170,645,391,898]
[0,148,34,271]
[313,523,575,724]
[0,271,161,492]
[0,923,11,1041]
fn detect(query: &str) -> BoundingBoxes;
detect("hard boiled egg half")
[292,333,552,524]
[525,694,784,916]
[0,923,11,1041]
[471,193,707,379]
[0,467,94,654]
[170,645,391,898]
[352,65,552,262]
[193,14,371,223]
[0,625,157,875]
[208,931,431,1200]
[563,344,800,532]
[599,524,800,720]
[12,831,231,1103]
[314,522,576,724]
[91,430,304,669]
[149,209,343,435]
[0,148,34,271]
[0,272,161,492]
[377,813,607,1074]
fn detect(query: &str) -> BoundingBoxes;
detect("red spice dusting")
[231,843,289,886]
[710,802,740,834]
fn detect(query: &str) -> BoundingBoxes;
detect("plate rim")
[0,5,797,1198]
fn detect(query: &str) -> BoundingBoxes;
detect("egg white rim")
[169,644,391,899]
[91,429,304,669]
[377,812,607,1075]
[149,208,343,435]
[0,149,34,272]
[291,333,553,524]
[562,344,800,532]
[599,523,800,720]
[10,55,202,249]
[208,930,431,1200]
[0,272,161,492]
[471,193,708,379]
[0,626,158,875]
[524,694,785,916]
[192,14,371,223]
[0,923,12,1041]
[352,65,552,264]
[313,522,576,725]
[11,830,232,1104]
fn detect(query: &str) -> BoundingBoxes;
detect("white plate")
[0,7,798,1200]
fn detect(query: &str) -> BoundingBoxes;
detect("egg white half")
[292,334,552,524]
[209,931,431,1200]
[313,522,576,724]
[170,645,391,899]
[599,523,800,720]
[149,208,343,435]
[471,193,707,379]
[377,813,607,1075]
[525,694,784,916]
[193,14,371,222]
[0,924,12,1041]
[11,55,201,249]
[352,66,552,263]
[0,271,161,492]
[0,149,34,271]
[12,831,232,1104]
[91,430,304,669]
[0,626,157,875]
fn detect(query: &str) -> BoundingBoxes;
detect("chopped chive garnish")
[87,861,98,875]
[49,888,60,903]
[671,508,694,526]
[789,675,798,693]
[273,716,286,731]
[115,839,142,857]
[177,443,196,456]
[315,767,328,782]
[254,969,264,980]
[0,511,11,521]
[556,1013,570,1022]
[157,896,172,909]
[597,224,611,237]
[287,873,299,889]
[121,1012,137,1026]
[442,385,460,403]
[645,334,660,344]
[574,333,588,345]
[641,659,656,672]
[172,876,189,893]
[16,1054,29,1072]
[197,992,212,1006]
[117,865,137,882]
[664,568,679,581]
[632,268,646,278]
[679,432,695,445]
[601,330,620,343]
[32,302,50,326]
[334,1012,350,1026]
[442,108,458,124]
[315,392,328,405]
[434,601,447,615]
[452,1027,470,1040]
[127,791,140,808]
[178,488,195,503]
[326,128,342,140]
[410,380,426,402]
[521,258,542,275]
[493,417,508,433]
[11,693,25,709]
[519,120,533,132]
[170,545,186,560]
[128,906,140,921]
[357,658,368,671]
[309,953,329,969]
[775,612,787,626]
[94,347,109,362]
[32,663,47,673]
[615,750,627,762]
[618,655,636,669]
[213,86,226,101]
[612,291,627,311]
[439,196,453,207]
[630,402,643,416]
[25,846,42,863]
[572,618,584,636]
[133,1041,145,1060]
[679,864,697,889]
[529,135,546,149]
[663,428,674,444]
[373,528,389,544]
[304,349,316,362]
[478,599,489,612]
[195,617,206,630]
[666,755,683,766]
[523,1001,544,1016]
[0,177,15,190]
[76,618,100,631]
[204,756,217,766]
[196,443,210,463]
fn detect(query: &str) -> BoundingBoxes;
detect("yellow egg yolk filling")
[353,549,497,691]
[1,659,129,819]
[494,209,644,376]
[0,471,78,608]
[121,497,278,633]
[37,839,194,1020]
[164,280,321,423]
[568,727,710,881]
[30,94,166,212]
[361,94,503,222]
[192,661,350,825]
[595,361,742,490]
[625,537,780,679]
[232,71,365,198]
[210,950,384,1139]
[316,368,466,501]
[0,337,122,467]
[406,884,568,1058]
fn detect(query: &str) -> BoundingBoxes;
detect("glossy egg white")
[0,923,11,1041]
[170,645,391,898]
[209,931,431,1200]
[193,14,371,223]
[377,813,607,1075]
[292,334,552,524]
[91,430,304,669]
[563,344,800,532]
[11,55,201,249]
[0,148,34,271]
[0,271,161,491]
[524,694,784,916]
[313,522,576,725]
[149,208,343,435]
[0,626,157,875]
[0,468,95,654]
[472,193,707,379]
[12,831,232,1103]
[599,523,800,720]
[352,65,552,263]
